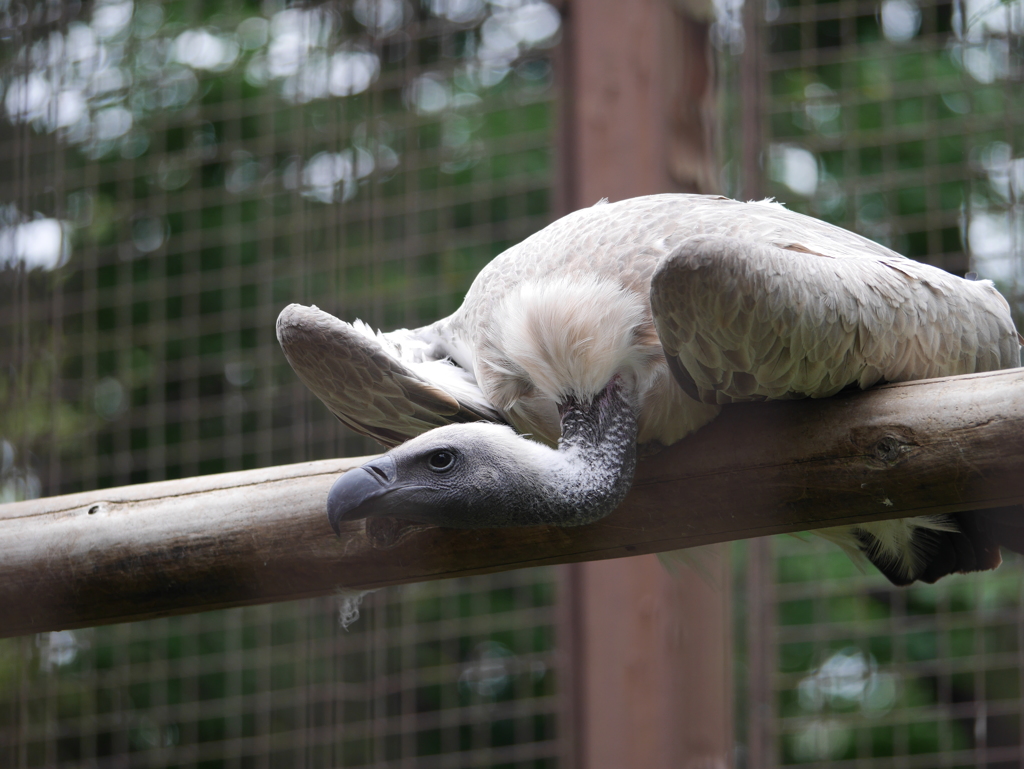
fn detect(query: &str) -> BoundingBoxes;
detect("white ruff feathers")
[481,275,656,405]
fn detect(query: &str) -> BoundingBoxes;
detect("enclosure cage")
[2,0,1024,766]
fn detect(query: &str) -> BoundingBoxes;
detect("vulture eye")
[427,450,456,472]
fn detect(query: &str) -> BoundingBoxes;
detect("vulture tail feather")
[965,506,1024,558]
[853,513,1005,586]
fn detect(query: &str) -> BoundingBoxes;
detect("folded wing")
[651,234,1020,405]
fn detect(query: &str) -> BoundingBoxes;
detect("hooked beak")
[327,455,397,534]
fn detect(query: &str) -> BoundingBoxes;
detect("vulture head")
[328,377,639,531]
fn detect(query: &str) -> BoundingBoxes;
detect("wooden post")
[565,550,732,769]
[558,0,733,763]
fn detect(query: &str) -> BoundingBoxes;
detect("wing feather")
[650,234,1021,405]
[277,304,503,448]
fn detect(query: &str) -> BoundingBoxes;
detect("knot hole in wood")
[874,435,908,464]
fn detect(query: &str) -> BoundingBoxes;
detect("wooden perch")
[2,368,1023,638]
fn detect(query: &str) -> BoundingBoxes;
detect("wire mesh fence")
[768,538,1024,769]
[738,0,1024,765]
[0,0,563,766]
[3,574,560,769]
[749,0,1024,307]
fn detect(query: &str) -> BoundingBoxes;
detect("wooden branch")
[2,368,1023,638]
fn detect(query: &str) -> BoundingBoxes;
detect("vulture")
[277,194,1024,585]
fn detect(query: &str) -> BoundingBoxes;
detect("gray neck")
[515,377,639,526]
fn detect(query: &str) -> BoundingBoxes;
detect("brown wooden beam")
[1,367,1023,638]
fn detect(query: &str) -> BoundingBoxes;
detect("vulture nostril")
[369,464,390,482]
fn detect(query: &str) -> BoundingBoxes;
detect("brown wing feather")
[277,304,501,448]
[650,234,1020,405]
